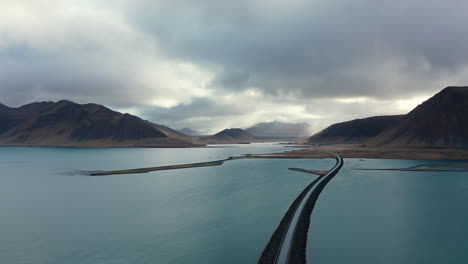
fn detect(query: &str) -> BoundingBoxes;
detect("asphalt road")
[260,153,344,264]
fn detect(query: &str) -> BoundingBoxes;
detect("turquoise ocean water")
[0,145,466,263]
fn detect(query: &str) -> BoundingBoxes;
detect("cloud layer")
[2,0,468,134]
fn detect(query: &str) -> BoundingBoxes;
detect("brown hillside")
[0,100,202,147]
[369,86,468,148]
[308,115,403,145]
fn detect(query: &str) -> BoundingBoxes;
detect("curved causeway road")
[259,153,344,264]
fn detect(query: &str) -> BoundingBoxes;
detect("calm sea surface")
[309,158,468,264]
[0,145,467,263]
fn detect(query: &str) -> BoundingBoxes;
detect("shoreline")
[267,145,468,161]
[2,143,467,161]
[0,141,287,149]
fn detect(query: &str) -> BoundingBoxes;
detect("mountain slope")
[368,86,468,148]
[152,124,204,145]
[178,128,199,136]
[0,100,202,147]
[0,102,57,134]
[246,121,310,139]
[201,128,257,144]
[308,115,403,145]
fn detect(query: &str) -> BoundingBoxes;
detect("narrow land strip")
[89,152,329,176]
[288,168,328,176]
[286,155,343,264]
[259,153,343,264]
[258,174,325,264]
[90,158,233,176]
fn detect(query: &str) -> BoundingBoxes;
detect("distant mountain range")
[0,100,202,147]
[3,86,466,149]
[201,128,257,144]
[0,100,286,147]
[178,128,200,136]
[308,86,468,148]
[246,121,310,139]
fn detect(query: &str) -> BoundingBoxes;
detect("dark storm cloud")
[140,97,244,121]
[0,4,161,108]
[209,70,250,91]
[127,0,468,98]
[0,43,143,106]
[138,97,246,132]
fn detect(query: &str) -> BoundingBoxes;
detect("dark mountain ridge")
[368,86,468,148]
[308,86,468,149]
[214,128,255,139]
[308,115,403,145]
[201,128,257,144]
[0,100,202,147]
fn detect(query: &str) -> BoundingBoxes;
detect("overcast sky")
[2,0,468,134]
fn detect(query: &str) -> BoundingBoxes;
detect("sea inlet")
[0,144,467,263]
